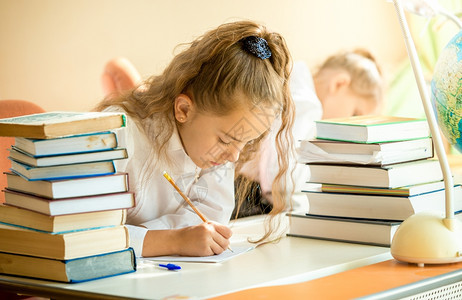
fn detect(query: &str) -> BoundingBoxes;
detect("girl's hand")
[174,221,232,257]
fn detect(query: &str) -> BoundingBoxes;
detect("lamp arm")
[438,8,462,29]
[393,0,455,228]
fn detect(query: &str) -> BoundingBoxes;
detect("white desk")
[0,215,392,299]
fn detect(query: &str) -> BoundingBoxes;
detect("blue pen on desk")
[159,263,181,271]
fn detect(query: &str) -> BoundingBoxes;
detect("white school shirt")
[110,110,235,257]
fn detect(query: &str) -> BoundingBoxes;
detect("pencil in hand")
[162,171,233,252]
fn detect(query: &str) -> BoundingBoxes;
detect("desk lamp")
[390,0,462,267]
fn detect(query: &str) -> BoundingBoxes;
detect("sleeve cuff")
[125,224,148,257]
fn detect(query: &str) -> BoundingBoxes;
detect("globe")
[431,29,462,153]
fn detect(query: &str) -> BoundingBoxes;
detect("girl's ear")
[174,94,194,123]
[328,71,351,95]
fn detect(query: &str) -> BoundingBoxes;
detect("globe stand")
[391,0,462,267]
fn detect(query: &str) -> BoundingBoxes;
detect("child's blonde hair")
[96,20,295,242]
[315,48,383,108]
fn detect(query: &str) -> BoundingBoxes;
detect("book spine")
[0,220,117,234]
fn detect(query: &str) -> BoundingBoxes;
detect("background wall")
[0,0,407,112]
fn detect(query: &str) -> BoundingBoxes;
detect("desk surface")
[0,215,392,299]
[212,259,462,300]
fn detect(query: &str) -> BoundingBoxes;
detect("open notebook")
[141,245,254,263]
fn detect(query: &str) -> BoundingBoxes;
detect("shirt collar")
[169,123,200,174]
[169,123,185,151]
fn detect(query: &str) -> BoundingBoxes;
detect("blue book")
[14,131,119,156]
[8,146,128,167]
[0,248,136,283]
[10,160,116,181]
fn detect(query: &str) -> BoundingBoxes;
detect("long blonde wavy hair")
[314,48,384,109]
[95,20,295,243]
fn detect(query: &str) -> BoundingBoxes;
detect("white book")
[297,137,433,166]
[306,159,443,188]
[5,172,129,199]
[304,185,462,220]
[4,189,135,216]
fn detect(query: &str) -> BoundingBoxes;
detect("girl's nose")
[225,143,243,162]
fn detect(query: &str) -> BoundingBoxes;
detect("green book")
[315,115,430,144]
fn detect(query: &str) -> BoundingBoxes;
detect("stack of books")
[0,111,136,282]
[289,115,462,247]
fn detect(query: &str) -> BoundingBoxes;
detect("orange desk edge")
[211,259,462,300]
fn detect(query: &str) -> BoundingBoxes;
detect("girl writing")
[96,20,295,257]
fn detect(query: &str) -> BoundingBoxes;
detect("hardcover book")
[5,172,129,199]
[297,137,433,166]
[0,248,136,283]
[0,204,127,233]
[315,115,430,144]
[3,189,135,216]
[14,131,118,156]
[306,159,443,188]
[0,224,129,260]
[287,213,401,247]
[314,180,446,197]
[304,185,462,220]
[8,147,128,167]
[10,160,116,181]
[0,111,126,139]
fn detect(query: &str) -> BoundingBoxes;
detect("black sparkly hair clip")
[240,36,272,60]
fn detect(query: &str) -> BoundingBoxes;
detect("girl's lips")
[210,161,221,166]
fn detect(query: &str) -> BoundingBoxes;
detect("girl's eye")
[218,138,232,146]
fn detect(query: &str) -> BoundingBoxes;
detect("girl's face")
[314,69,380,119]
[175,93,276,169]
[321,90,378,119]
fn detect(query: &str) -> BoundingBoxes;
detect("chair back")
[0,100,45,203]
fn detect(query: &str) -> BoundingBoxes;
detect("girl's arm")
[111,114,236,257]
[141,221,232,257]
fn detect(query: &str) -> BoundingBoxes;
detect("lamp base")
[391,212,462,267]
